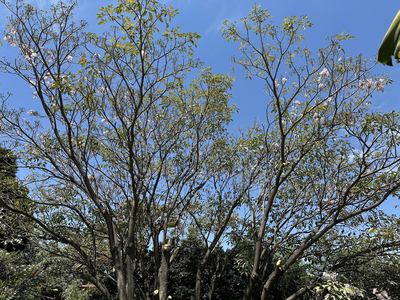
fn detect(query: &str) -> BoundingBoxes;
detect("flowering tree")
[221,5,400,300]
[0,1,238,300]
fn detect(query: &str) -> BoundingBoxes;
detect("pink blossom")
[281,77,287,84]
[27,110,36,116]
[358,80,366,91]
[97,86,106,94]
[141,50,149,59]
[318,83,324,89]
[319,68,329,77]
[294,100,300,105]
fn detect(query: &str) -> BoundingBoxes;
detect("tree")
[0,147,30,252]
[0,1,237,300]
[221,5,400,300]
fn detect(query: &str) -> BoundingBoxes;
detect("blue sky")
[1,0,399,124]
[0,0,399,214]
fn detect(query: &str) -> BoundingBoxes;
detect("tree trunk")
[242,239,262,300]
[158,239,172,300]
[260,266,283,300]
[195,267,202,300]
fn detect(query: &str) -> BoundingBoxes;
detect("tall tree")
[221,5,400,300]
[0,1,236,300]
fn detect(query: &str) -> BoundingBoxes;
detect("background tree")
[0,147,30,252]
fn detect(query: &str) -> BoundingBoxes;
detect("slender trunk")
[207,273,217,300]
[158,239,172,300]
[242,240,262,300]
[195,267,202,300]
[207,254,224,300]
[80,272,112,300]
[260,266,283,300]
[285,285,314,300]
[126,204,139,299]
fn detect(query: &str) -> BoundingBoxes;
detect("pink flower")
[141,50,149,59]
[97,87,105,94]
[318,83,324,89]
[27,110,36,116]
[358,80,366,91]
[294,100,300,105]
[319,68,329,77]
[281,77,287,84]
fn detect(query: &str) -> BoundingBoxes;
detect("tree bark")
[158,239,172,300]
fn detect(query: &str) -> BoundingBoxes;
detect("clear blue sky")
[0,0,399,213]
[1,0,399,125]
